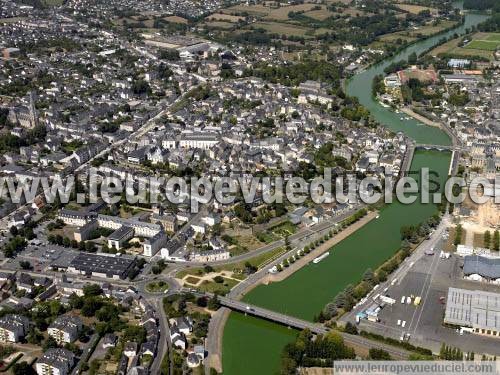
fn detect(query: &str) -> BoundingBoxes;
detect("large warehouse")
[463,255,500,284]
[444,287,500,338]
[67,253,137,280]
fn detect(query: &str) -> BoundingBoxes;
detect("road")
[202,292,411,360]
[149,297,172,375]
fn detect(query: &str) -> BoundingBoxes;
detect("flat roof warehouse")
[445,287,500,337]
[67,253,137,280]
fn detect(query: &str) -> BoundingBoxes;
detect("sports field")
[465,32,500,51]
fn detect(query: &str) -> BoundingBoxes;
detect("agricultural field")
[251,21,312,37]
[263,3,321,21]
[395,3,437,14]
[163,15,188,24]
[206,13,244,22]
[222,3,271,17]
[303,6,337,21]
[377,20,458,50]
[203,21,235,29]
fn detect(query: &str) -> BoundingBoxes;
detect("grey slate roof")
[463,255,500,279]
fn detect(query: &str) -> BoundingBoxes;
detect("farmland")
[251,21,312,37]
[395,3,437,14]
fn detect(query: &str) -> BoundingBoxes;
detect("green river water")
[222,6,490,375]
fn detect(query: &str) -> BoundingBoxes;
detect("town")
[0,0,499,374]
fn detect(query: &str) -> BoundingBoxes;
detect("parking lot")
[2,244,79,272]
[356,246,500,356]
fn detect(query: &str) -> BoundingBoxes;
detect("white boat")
[312,252,330,264]
[376,215,380,219]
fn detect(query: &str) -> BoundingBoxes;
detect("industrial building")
[463,255,500,284]
[66,253,137,280]
[444,287,500,338]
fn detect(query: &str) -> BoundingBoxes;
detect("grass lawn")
[270,221,297,237]
[196,277,239,294]
[145,281,169,293]
[486,33,500,42]
[176,246,286,280]
[185,276,201,284]
[465,40,499,51]
[429,35,495,60]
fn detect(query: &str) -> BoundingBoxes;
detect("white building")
[179,133,219,150]
[35,348,75,375]
[48,316,82,344]
[0,314,29,343]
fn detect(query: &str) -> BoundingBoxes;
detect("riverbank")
[207,211,377,372]
[265,211,378,284]
[400,107,441,128]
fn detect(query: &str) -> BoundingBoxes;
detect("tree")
[362,268,375,284]
[344,322,358,335]
[213,276,224,283]
[207,295,220,311]
[493,230,500,251]
[369,348,391,360]
[19,260,32,270]
[42,336,58,351]
[454,224,463,246]
[12,362,35,375]
[484,230,491,248]
[83,284,102,297]
[323,303,338,319]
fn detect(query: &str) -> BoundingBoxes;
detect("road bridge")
[214,295,411,359]
[415,144,455,152]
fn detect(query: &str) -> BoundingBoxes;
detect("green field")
[465,40,499,51]
[486,33,500,42]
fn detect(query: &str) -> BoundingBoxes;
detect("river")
[221,6,490,375]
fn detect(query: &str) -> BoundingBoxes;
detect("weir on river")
[221,6,490,375]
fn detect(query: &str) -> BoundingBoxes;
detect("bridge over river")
[214,294,411,359]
